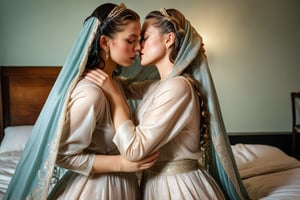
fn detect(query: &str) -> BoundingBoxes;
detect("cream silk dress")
[114,77,226,200]
[48,78,139,200]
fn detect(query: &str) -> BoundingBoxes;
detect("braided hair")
[143,9,210,159]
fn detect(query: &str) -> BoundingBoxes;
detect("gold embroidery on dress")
[27,137,58,200]
[28,19,100,200]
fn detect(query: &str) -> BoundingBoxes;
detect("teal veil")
[4,17,100,200]
[124,19,250,200]
[4,14,248,200]
[176,21,250,200]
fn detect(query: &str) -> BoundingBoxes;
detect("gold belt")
[146,159,199,175]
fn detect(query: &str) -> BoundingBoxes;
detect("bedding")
[0,126,33,198]
[232,143,300,200]
[0,126,33,153]
[0,66,61,199]
[1,67,299,199]
[0,151,22,199]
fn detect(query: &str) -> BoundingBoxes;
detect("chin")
[121,62,132,67]
[140,60,147,66]
[141,61,151,66]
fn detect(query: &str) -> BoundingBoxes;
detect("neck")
[97,52,116,77]
[156,59,173,81]
[103,59,116,77]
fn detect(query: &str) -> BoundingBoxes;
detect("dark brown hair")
[85,3,140,75]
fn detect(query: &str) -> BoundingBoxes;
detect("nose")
[134,42,141,51]
[134,42,141,57]
[140,40,145,51]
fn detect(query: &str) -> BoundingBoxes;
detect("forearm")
[92,155,122,173]
[106,82,130,129]
[113,120,155,160]
[56,153,95,176]
[92,152,159,173]
[82,70,132,128]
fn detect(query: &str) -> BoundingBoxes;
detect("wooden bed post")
[0,66,3,141]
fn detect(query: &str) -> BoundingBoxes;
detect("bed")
[0,66,61,198]
[231,143,300,199]
[1,66,300,200]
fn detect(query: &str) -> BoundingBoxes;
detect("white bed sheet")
[243,167,300,200]
[2,130,300,199]
[0,126,33,153]
[232,143,300,200]
[0,151,23,199]
[0,126,33,199]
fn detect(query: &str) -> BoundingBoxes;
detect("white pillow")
[231,143,300,179]
[0,126,33,153]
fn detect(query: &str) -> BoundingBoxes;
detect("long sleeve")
[113,77,200,161]
[56,80,106,176]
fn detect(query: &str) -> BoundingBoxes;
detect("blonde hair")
[143,8,210,155]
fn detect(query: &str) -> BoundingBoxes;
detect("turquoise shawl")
[4,16,249,200]
[4,17,99,200]
[173,20,250,200]
[124,19,250,200]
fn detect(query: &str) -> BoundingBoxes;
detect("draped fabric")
[3,18,99,200]
[177,21,249,200]
[123,19,249,200]
[193,57,250,200]
[3,14,249,200]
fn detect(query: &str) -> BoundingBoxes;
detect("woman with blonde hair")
[86,8,247,200]
[4,3,158,200]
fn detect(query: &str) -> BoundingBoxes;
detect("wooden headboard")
[0,66,61,141]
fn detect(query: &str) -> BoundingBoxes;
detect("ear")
[165,32,176,48]
[99,35,110,51]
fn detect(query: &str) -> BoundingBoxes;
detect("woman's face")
[140,20,167,66]
[109,21,141,67]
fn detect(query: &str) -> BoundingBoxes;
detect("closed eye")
[127,39,137,44]
[140,36,148,43]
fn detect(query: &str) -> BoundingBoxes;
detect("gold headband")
[160,8,170,17]
[107,3,127,19]
[159,8,172,21]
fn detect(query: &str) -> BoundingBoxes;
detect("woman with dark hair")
[4,3,158,200]
[86,8,227,200]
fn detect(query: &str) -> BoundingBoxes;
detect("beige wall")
[1,0,300,133]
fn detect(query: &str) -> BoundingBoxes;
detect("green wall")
[1,0,300,133]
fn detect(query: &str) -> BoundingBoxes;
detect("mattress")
[0,126,33,198]
[232,143,300,200]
